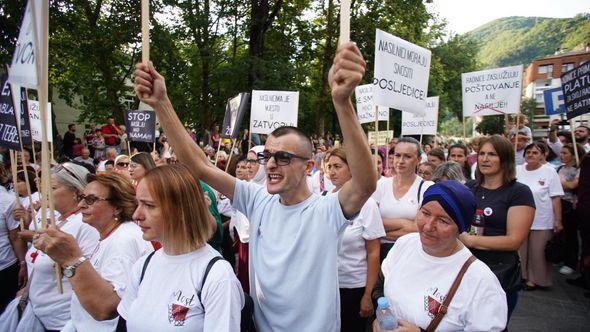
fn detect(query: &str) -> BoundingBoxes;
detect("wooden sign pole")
[339,0,350,45]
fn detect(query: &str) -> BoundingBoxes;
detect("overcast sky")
[429,0,590,34]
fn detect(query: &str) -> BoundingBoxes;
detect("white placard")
[368,130,394,146]
[373,29,431,117]
[461,65,523,117]
[355,84,389,124]
[401,96,439,136]
[8,0,43,89]
[28,100,52,142]
[250,90,299,135]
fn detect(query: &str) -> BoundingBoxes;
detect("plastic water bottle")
[470,209,485,236]
[376,297,397,331]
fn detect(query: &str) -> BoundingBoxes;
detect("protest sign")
[28,100,52,142]
[9,0,42,89]
[368,130,394,146]
[221,93,250,139]
[0,75,22,150]
[561,62,590,120]
[355,84,389,124]
[543,87,566,115]
[462,65,523,117]
[401,96,439,136]
[124,110,156,142]
[373,29,431,117]
[10,85,33,146]
[250,90,299,135]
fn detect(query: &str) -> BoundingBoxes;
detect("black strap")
[321,190,328,196]
[139,251,157,284]
[197,256,223,303]
[417,179,425,203]
[557,165,564,173]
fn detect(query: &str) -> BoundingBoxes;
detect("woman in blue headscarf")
[372,181,507,332]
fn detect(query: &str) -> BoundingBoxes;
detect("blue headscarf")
[421,180,476,233]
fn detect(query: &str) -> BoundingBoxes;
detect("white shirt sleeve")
[201,262,245,332]
[116,255,144,319]
[548,167,565,198]
[359,198,385,240]
[464,269,508,332]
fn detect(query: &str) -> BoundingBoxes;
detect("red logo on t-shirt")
[427,295,441,316]
[168,304,189,326]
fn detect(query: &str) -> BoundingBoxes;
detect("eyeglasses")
[116,162,130,168]
[77,193,111,205]
[256,151,310,166]
[129,163,140,169]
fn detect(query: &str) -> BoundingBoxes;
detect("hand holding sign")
[135,61,168,109]
[329,42,366,106]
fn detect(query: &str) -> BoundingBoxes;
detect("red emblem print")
[538,178,546,186]
[168,304,190,326]
[427,295,441,316]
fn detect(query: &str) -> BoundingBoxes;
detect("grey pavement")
[508,266,590,332]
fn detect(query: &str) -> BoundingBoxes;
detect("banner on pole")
[401,96,439,136]
[461,65,523,117]
[8,0,42,89]
[368,130,393,146]
[543,87,566,115]
[373,29,431,117]
[355,84,388,124]
[0,75,22,150]
[250,90,299,135]
[28,100,52,142]
[561,62,590,120]
[124,110,156,143]
[221,93,250,139]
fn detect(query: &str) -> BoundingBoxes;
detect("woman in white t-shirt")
[372,137,433,261]
[12,163,100,331]
[117,165,244,331]
[325,148,385,332]
[33,172,152,331]
[373,181,507,332]
[517,142,564,289]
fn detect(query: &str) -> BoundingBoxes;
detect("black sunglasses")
[256,151,310,166]
[77,193,111,205]
[116,162,130,167]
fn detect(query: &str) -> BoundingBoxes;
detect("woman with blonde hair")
[117,165,244,331]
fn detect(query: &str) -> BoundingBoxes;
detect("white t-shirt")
[382,233,507,331]
[0,188,18,271]
[517,164,564,230]
[218,196,250,243]
[233,180,349,332]
[66,222,153,331]
[337,196,385,288]
[310,170,334,194]
[25,213,99,330]
[371,176,433,243]
[19,191,40,210]
[117,245,244,332]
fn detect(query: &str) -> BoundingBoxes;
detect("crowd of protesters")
[0,41,588,332]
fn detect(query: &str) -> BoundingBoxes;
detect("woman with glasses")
[460,135,535,321]
[516,142,563,290]
[5,163,100,331]
[372,137,434,261]
[325,148,384,332]
[114,155,131,179]
[33,172,152,331]
[129,152,157,185]
[247,146,266,186]
[117,165,244,331]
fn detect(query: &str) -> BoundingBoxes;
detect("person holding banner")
[460,135,535,320]
[14,163,99,331]
[132,40,377,331]
[34,172,152,331]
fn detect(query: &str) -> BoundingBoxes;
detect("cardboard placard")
[368,130,394,146]
[462,65,523,117]
[401,96,439,136]
[355,84,389,124]
[561,62,590,120]
[373,29,431,116]
[124,110,156,142]
[28,99,52,142]
[250,90,299,135]
[8,0,43,89]
[0,75,22,150]
[221,93,250,139]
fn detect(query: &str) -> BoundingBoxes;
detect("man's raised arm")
[134,61,237,200]
[330,42,377,218]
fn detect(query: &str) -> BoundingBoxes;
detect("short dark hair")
[428,147,445,161]
[105,160,115,167]
[269,126,313,157]
[523,141,547,156]
[68,124,75,130]
[131,152,156,172]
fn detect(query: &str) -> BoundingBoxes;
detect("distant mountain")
[464,14,590,69]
